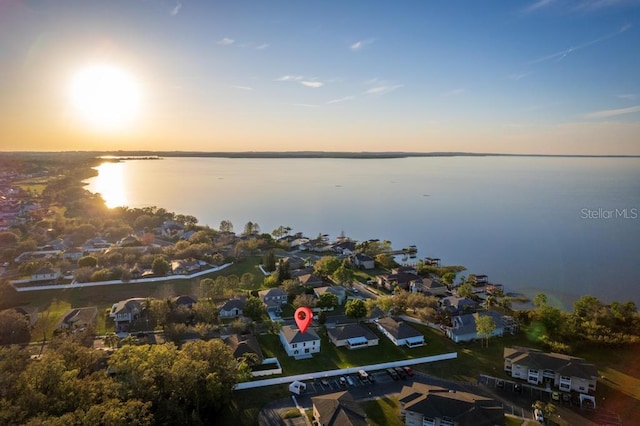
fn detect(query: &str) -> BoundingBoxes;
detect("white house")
[445,311,508,343]
[375,317,425,348]
[327,324,379,349]
[31,267,60,282]
[279,325,321,359]
[504,347,598,394]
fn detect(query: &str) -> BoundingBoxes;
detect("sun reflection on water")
[93,162,127,208]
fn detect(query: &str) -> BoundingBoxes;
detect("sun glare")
[93,162,127,208]
[70,64,141,131]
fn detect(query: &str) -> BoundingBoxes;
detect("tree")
[219,220,233,233]
[534,293,548,309]
[317,293,339,309]
[293,294,317,309]
[457,282,473,298]
[332,264,355,286]
[188,230,211,244]
[78,256,98,268]
[152,256,170,276]
[442,271,456,286]
[277,258,291,283]
[313,256,341,278]
[244,296,266,321]
[0,309,31,344]
[243,221,260,236]
[271,225,289,239]
[240,272,256,289]
[475,314,496,348]
[374,253,396,269]
[345,299,367,322]
[262,250,276,272]
[0,231,18,246]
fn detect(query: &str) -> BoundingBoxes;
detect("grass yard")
[361,396,403,426]
[220,385,289,426]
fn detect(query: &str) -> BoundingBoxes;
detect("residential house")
[349,253,375,270]
[224,334,264,364]
[312,391,367,426]
[331,241,357,256]
[82,237,111,252]
[171,259,203,275]
[398,382,505,426]
[314,286,347,305]
[279,325,321,359]
[219,298,246,318]
[109,298,146,332]
[440,296,477,316]
[377,269,422,292]
[154,220,185,237]
[290,267,315,278]
[62,247,85,261]
[297,273,325,288]
[504,347,598,394]
[280,256,306,270]
[445,311,508,343]
[57,306,98,331]
[327,324,379,349]
[117,235,140,247]
[410,278,447,296]
[31,267,60,282]
[12,306,39,326]
[375,317,425,347]
[258,288,288,314]
[173,295,198,309]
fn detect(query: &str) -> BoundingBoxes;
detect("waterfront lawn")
[361,396,403,426]
[220,385,289,426]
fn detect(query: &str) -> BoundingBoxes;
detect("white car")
[534,408,544,423]
[346,376,354,386]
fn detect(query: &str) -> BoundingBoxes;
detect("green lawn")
[361,396,403,426]
[219,385,289,426]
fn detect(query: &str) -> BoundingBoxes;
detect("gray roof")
[504,347,598,379]
[111,298,145,315]
[311,391,367,426]
[280,325,320,344]
[398,383,504,426]
[314,286,346,297]
[327,324,378,341]
[376,317,423,340]
[258,287,287,299]
[224,334,264,363]
[220,298,246,311]
[450,311,506,337]
[58,306,98,328]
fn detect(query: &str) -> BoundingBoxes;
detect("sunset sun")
[70,64,141,131]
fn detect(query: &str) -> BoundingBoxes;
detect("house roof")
[224,334,264,363]
[220,298,246,311]
[298,273,324,285]
[258,287,287,299]
[327,324,378,342]
[280,325,320,344]
[173,295,198,307]
[450,311,506,337]
[398,383,504,426]
[504,347,598,379]
[376,317,423,340]
[111,298,145,315]
[58,306,98,328]
[352,253,374,262]
[32,266,55,275]
[311,391,367,426]
[314,286,346,297]
[442,296,477,311]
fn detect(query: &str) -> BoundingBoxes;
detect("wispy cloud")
[171,1,182,16]
[217,37,235,46]
[327,96,355,105]
[583,105,640,119]
[350,38,376,51]
[231,85,253,91]
[508,72,531,81]
[256,43,270,50]
[574,0,637,12]
[528,24,631,65]
[617,93,638,100]
[442,88,465,97]
[276,75,304,82]
[363,78,403,96]
[300,81,324,88]
[524,0,556,13]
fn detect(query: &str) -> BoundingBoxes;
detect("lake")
[85,156,640,308]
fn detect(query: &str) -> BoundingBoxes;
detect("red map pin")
[294,306,313,334]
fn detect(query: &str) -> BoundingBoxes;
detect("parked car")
[403,366,415,377]
[496,379,505,389]
[395,367,408,379]
[357,370,369,382]
[339,376,347,387]
[551,391,560,401]
[346,375,355,386]
[386,368,399,380]
[534,408,544,423]
[368,373,376,383]
[514,383,522,393]
[320,378,329,387]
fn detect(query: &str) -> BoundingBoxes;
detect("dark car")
[403,366,415,377]
[386,368,399,380]
[514,383,522,393]
[496,379,505,389]
[395,367,408,379]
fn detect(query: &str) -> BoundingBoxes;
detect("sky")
[0,0,639,154]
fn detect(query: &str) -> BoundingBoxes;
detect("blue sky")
[1,0,639,154]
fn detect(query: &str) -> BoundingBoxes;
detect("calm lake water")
[86,156,640,308]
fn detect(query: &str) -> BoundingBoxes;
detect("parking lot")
[301,369,401,395]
